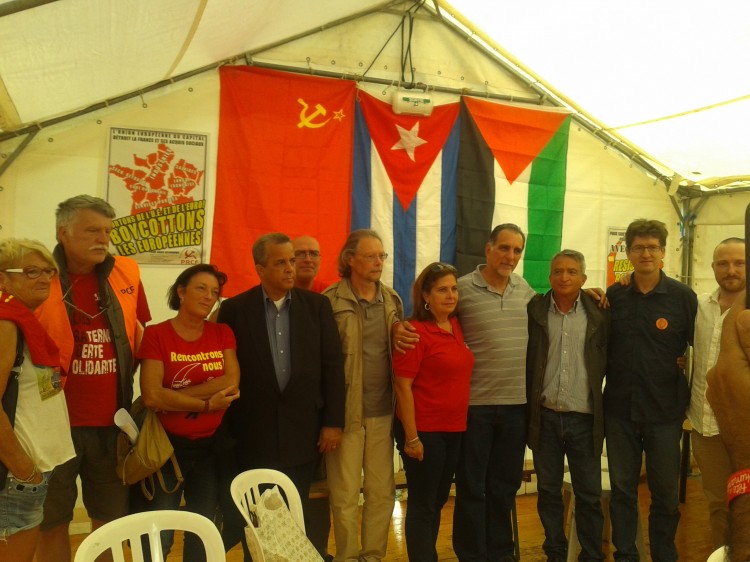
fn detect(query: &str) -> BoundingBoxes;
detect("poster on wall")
[106,127,207,265]
[606,227,633,286]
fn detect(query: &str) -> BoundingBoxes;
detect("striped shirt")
[458,266,537,405]
[541,294,592,414]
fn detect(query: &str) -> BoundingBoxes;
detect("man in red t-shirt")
[293,234,333,559]
[35,195,151,562]
[293,235,331,294]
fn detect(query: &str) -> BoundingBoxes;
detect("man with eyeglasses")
[604,219,697,562]
[34,194,151,562]
[293,235,329,293]
[217,232,345,560]
[323,229,405,562]
[292,234,335,559]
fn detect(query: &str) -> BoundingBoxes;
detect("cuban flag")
[352,91,460,314]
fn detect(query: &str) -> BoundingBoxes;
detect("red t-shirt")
[64,273,119,426]
[393,316,474,432]
[310,278,331,294]
[137,320,237,439]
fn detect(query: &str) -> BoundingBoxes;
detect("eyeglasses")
[2,267,57,279]
[294,250,321,259]
[357,253,388,263]
[62,283,110,320]
[629,245,663,255]
[430,263,457,274]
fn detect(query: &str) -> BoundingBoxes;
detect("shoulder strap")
[0,327,23,483]
[13,326,24,369]
[2,326,23,425]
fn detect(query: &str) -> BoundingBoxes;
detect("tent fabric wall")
[254,10,534,99]
[0,0,389,129]
[0,0,747,191]
[2,67,679,325]
[1,72,221,323]
[0,4,690,324]
[692,192,750,295]
[560,124,678,288]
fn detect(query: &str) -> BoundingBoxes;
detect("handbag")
[115,396,183,500]
[0,327,25,485]
[245,485,323,562]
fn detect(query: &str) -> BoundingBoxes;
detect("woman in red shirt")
[135,264,240,562]
[393,262,474,562]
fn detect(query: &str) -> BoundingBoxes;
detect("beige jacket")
[323,279,404,432]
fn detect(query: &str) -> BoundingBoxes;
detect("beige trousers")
[326,415,395,562]
[691,429,732,549]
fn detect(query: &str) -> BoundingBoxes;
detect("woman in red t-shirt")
[393,262,474,562]
[135,264,240,562]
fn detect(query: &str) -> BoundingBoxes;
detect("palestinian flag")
[457,96,571,292]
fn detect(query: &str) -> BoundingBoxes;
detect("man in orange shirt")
[35,195,151,562]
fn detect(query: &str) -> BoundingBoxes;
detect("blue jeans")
[605,415,682,562]
[453,404,527,561]
[394,420,462,562]
[0,472,50,539]
[131,435,219,562]
[534,409,604,562]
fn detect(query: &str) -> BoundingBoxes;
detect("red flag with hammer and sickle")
[212,66,356,296]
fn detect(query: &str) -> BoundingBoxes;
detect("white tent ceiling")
[451,0,750,190]
[0,0,747,192]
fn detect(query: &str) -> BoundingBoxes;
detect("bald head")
[712,238,746,295]
[293,235,322,289]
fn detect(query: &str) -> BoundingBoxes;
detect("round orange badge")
[656,318,668,330]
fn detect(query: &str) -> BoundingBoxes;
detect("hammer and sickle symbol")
[297,98,331,129]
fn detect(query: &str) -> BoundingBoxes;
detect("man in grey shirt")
[526,250,609,562]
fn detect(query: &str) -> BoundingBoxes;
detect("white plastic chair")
[230,468,306,562]
[707,546,728,562]
[73,510,225,562]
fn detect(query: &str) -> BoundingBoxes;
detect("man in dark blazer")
[217,232,345,556]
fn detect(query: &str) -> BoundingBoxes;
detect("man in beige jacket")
[323,229,404,562]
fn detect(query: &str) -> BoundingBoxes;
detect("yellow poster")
[607,227,633,286]
[106,127,207,265]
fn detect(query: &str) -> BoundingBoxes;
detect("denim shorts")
[0,472,50,540]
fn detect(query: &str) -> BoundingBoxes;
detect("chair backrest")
[73,510,225,562]
[230,468,305,531]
